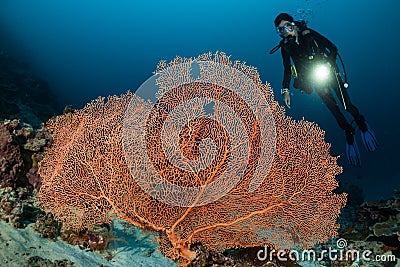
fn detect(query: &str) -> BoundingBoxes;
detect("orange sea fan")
[38,52,347,266]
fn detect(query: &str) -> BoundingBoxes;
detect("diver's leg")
[316,87,354,136]
[331,77,378,152]
[332,74,367,131]
[317,87,361,166]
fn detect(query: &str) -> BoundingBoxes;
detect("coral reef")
[189,244,301,267]
[324,189,400,266]
[360,191,400,259]
[60,224,114,252]
[0,119,51,189]
[0,186,25,227]
[25,127,52,189]
[37,52,346,266]
[23,256,76,267]
[0,119,55,234]
[0,50,397,266]
[188,244,236,266]
[33,213,61,240]
[0,120,26,188]
[0,186,39,228]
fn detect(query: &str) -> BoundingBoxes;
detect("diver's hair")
[274,13,294,27]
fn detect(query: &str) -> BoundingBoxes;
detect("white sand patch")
[0,220,177,267]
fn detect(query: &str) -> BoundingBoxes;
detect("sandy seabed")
[0,220,177,267]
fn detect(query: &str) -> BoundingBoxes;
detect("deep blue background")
[1,0,399,201]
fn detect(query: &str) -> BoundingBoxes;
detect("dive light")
[313,63,331,84]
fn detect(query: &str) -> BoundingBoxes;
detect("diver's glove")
[281,88,291,108]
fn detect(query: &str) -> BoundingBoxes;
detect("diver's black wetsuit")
[280,23,367,138]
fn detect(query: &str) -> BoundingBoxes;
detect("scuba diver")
[270,13,378,167]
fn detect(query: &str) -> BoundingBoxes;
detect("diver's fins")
[346,135,361,167]
[360,125,378,152]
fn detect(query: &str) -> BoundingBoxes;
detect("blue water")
[1,0,399,201]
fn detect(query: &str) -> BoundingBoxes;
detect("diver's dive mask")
[276,21,295,38]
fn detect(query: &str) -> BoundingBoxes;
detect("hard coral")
[0,119,51,189]
[38,52,346,266]
[0,187,24,227]
[0,186,38,228]
[60,225,113,252]
[33,212,61,239]
[0,120,25,188]
[23,256,76,267]
[338,190,400,262]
